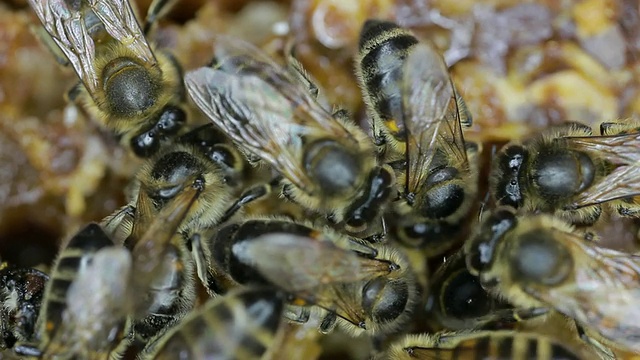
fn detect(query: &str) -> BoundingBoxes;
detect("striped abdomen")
[356,19,418,141]
[408,333,581,360]
[148,287,284,360]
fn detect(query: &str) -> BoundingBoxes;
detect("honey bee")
[123,123,266,250]
[355,20,479,253]
[139,287,285,360]
[490,120,640,225]
[195,217,418,336]
[14,223,132,359]
[27,0,188,157]
[377,330,589,360]
[0,266,49,350]
[465,207,640,357]
[184,35,396,234]
[425,250,546,332]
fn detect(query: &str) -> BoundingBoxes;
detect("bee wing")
[67,246,133,324]
[232,233,391,292]
[526,241,640,351]
[569,164,640,208]
[130,184,200,315]
[185,36,354,192]
[402,43,469,194]
[563,132,640,164]
[87,0,156,64]
[27,0,99,92]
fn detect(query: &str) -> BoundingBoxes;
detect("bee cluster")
[1,0,639,359]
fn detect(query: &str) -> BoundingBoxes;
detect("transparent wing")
[87,0,156,63]
[130,184,200,316]
[232,233,390,292]
[28,0,99,92]
[185,36,354,192]
[527,239,640,352]
[569,164,640,208]
[563,132,640,164]
[402,43,468,194]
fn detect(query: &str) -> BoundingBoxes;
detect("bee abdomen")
[152,288,283,360]
[357,20,418,140]
[452,335,580,360]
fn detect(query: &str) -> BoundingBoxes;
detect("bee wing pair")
[232,233,388,293]
[526,231,640,352]
[184,36,355,193]
[401,43,469,194]
[28,0,156,95]
[562,132,640,208]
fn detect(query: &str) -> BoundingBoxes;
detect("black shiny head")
[155,106,186,137]
[304,140,361,196]
[103,58,159,117]
[416,167,465,219]
[343,167,394,233]
[465,208,517,275]
[440,269,492,320]
[493,145,527,208]
[131,127,160,157]
[395,218,459,249]
[362,277,409,325]
[148,151,201,202]
[131,106,186,158]
[531,149,595,199]
[509,230,573,286]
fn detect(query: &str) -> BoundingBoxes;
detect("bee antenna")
[478,190,491,222]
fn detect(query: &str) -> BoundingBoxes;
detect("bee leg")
[511,307,548,321]
[575,322,616,360]
[617,203,640,218]
[143,0,179,35]
[219,183,273,224]
[285,42,319,99]
[319,311,338,334]
[345,238,379,258]
[13,343,42,357]
[284,306,311,324]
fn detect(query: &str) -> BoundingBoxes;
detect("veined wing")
[88,0,156,63]
[402,43,468,194]
[569,163,640,208]
[28,0,99,92]
[527,238,640,352]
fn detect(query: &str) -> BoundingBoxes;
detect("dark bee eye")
[362,278,409,324]
[131,128,160,158]
[442,269,492,319]
[510,230,573,286]
[156,106,186,136]
[494,145,526,208]
[397,220,458,248]
[466,209,517,275]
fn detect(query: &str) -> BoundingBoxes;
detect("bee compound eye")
[156,106,186,136]
[131,128,160,157]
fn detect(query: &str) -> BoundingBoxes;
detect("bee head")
[465,208,517,276]
[492,145,527,208]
